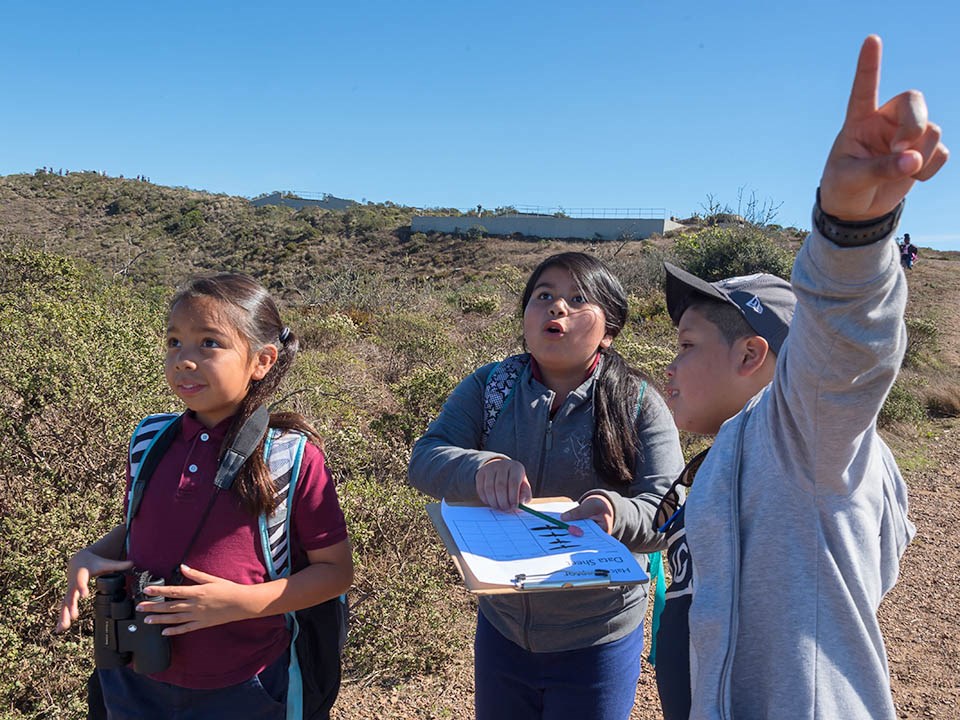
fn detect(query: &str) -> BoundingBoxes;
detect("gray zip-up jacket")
[409,358,683,652]
[609,227,916,718]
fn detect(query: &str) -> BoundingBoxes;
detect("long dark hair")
[169,273,321,516]
[521,252,649,486]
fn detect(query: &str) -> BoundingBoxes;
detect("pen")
[518,503,584,537]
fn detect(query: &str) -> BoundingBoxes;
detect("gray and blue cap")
[664,262,797,355]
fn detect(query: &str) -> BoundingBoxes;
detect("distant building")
[249,192,358,211]
[411,209,682,241]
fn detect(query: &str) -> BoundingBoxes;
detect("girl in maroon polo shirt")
[56,273,353,720]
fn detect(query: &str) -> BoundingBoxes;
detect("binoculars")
[93,571,171,675]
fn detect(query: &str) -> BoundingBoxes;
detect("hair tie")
[279,327,291,344]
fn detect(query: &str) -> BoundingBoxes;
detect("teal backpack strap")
[481,353,529,449]
[258,429,307,720]
[260,429,348,720]
[634,379,647,417]
[125,413,181,552]
[259,429,306,580]
[647,549,666,667]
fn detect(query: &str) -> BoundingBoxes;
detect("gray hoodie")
[409,359,683,652]
[609,228,916,718]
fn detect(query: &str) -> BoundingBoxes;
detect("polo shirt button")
[200,433,209,442]
[188,464,198,473]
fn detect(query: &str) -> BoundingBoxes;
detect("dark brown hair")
[687,298,762,350]
[521,252,650,486]
[169,273,321,516]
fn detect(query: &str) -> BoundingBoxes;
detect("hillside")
[1,171,958,719]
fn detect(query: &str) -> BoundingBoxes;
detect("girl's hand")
[475,458,532,511]
[561,495,615,534]
[56,549,133,633]
[136,565,251,636]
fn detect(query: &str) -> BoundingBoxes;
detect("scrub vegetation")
[1,172,957,718]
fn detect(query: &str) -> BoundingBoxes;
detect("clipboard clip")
[511,568,611,591]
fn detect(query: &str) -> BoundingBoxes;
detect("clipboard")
[426,498,648,594]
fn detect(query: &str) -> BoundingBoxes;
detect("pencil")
[518,503,584,537]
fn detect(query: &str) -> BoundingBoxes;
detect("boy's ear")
[736,335,771,377]
[251,344,279,381]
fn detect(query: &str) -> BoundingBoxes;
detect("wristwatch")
[813,188,904,247]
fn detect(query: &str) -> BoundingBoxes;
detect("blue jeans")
[474,610,644,720]
[97,650,288,720]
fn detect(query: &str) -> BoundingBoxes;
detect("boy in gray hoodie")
[563,35,948,719]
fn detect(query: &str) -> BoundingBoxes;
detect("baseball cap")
[663,262,797,355]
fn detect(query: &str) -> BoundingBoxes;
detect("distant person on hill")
[409,252,684,720]
[55,273,353,720]
[900,232,918,268]
[564,35,947,719]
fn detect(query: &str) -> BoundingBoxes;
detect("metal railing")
[510,205,666,219]
[254,192,671,219]
[447,205,669,219]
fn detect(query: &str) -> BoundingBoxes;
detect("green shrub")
[672,225,794,281]
[373,313,456,379]
[457,292,501,315]
[616,336,676,380]
[903,316,939,368]
[337,475,471,678]
[0,247,170,718]
[879,379,927,426]
[372,367,458,446]
[294,309,359,351]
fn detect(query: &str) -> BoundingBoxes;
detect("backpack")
[481,354,667,666]
[106,412,347,720]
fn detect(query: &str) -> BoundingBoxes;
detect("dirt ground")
[334,249,960,720]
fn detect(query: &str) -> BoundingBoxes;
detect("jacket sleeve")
[769,225,907,496]
[407,364,511,502]
[590,386,685,552]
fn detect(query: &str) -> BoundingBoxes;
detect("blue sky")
[2,1,957,249]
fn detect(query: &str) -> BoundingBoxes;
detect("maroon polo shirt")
[124,412,347,688]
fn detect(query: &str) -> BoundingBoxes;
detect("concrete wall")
[411,215,682,240]
[250,192,358,211]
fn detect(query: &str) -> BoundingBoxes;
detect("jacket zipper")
[523,407,554,649]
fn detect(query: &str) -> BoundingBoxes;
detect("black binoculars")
[93,571,171,675]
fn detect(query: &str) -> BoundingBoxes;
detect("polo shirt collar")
[180,411,233,443]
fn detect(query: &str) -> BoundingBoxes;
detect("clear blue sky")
[2,1,957,249]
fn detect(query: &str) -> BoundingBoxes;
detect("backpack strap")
[480,353,530,449]
[126,409,270,571]
[256,429,308,720]
[259,429,308,580]
[647,544,666,666]
[258,429,348,720]
[125,413,181,549]
[635,379,647,415]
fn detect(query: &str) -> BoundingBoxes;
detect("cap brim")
[663,262,733,325]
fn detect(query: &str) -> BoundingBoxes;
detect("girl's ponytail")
[225,326,324,516]
[593,347,646,486]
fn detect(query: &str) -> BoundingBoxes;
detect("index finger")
[845,35,882,124]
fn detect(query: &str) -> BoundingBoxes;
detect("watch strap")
[813,188,904,247]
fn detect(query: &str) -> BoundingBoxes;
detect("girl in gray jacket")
[409,252,683,720]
